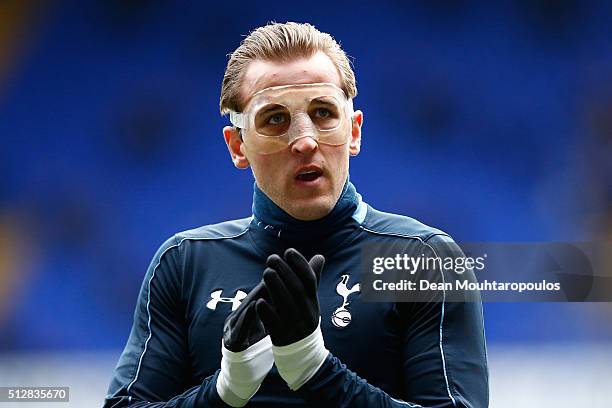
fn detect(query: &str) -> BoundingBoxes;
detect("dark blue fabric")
[251,178,357,240]
[104,183,488,407]
[250,178,361,258]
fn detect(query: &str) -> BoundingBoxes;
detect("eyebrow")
[309,96,336,104]
[257,104,286,115]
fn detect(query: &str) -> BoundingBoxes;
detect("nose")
[290,135,318,155]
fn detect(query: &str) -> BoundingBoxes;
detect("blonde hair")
[220,22,357,115]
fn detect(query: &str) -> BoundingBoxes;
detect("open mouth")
[295,168,323,182]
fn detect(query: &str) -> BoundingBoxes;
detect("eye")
[309,101,341,130]
[314,108,331,118]
[309,98,340,121]
[268,113,286,125]
[254,105,290,136]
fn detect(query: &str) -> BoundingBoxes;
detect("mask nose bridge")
[287,108,319,144]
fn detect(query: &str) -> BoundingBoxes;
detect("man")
[104,22,488,407]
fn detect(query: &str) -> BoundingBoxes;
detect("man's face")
[223,51,363,221]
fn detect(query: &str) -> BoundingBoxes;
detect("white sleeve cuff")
[216,335,274,407]
[272,323,329,391]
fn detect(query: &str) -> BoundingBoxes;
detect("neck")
[249,178,362,255]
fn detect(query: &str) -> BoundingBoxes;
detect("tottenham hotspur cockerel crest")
[331,275,360,328]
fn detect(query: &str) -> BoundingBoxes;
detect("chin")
[287,195,335,221]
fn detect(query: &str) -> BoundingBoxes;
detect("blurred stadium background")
[1,1,611,406]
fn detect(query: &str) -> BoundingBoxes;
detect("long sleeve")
[295,234,489,408]
[296,353,425,407]
[103,236,229,408]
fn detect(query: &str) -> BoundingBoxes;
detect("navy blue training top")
[104,181,488,407]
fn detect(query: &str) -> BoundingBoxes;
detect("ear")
[223,126,250,169]
[349,110,363,156]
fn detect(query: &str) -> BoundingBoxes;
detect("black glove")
[218,283,274,406]
[255,248,325,346]
[223,282,268,352]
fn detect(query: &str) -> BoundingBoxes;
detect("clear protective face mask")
[229,83,354,155]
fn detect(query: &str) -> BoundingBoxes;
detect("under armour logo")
[206,289,247,311]
[331,275,360,328]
